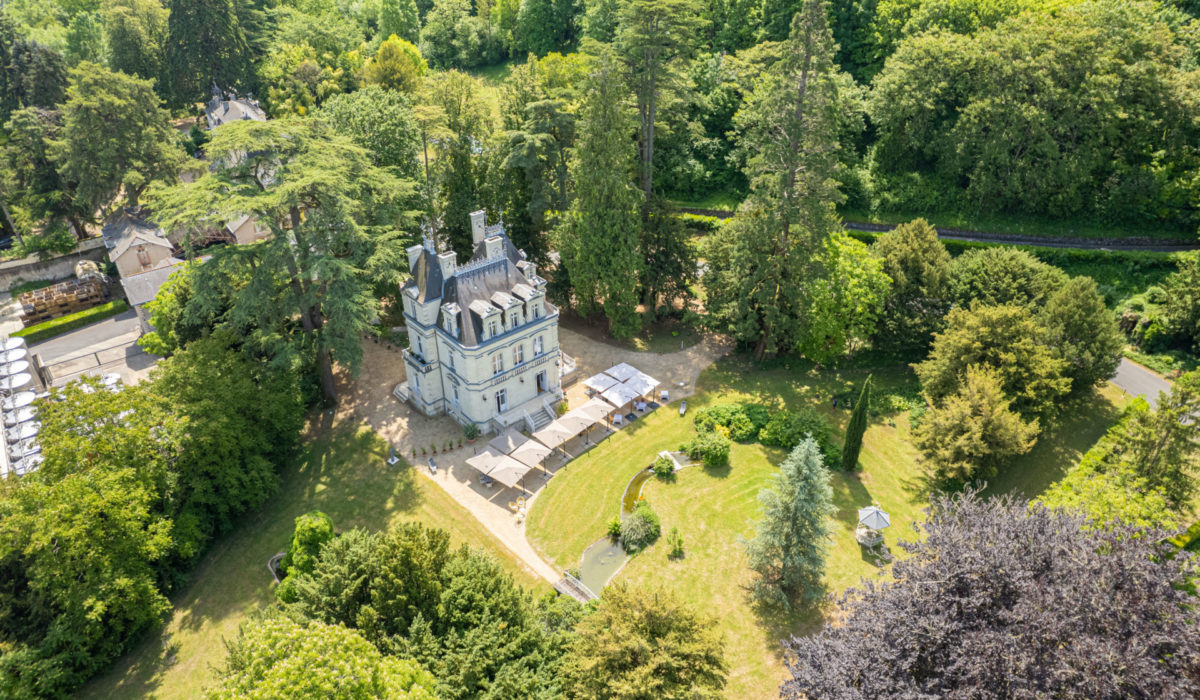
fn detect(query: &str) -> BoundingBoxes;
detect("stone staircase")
[526,403,554,431]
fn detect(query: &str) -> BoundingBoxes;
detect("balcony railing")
[402,348,435,374]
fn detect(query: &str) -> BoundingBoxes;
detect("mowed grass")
[528,354,1128,699]
[85,418,547,700]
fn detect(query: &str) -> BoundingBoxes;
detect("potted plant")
[464,424,480,443]
[431,442,437,455]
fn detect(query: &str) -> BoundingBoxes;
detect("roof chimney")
[469,210,487,246]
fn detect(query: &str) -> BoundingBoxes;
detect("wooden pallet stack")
[18,278,109,326]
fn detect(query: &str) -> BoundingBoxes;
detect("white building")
[398,211,574,433]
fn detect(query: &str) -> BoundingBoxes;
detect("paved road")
[28,309,141,363]
[1110,358,1172,409]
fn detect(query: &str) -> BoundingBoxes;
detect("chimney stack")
[469,210,487,246]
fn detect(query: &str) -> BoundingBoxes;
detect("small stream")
[576,468,656,594]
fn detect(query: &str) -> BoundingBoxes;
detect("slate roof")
[121,257,185,306]
[101,208,166,252]
[206,87,267,129]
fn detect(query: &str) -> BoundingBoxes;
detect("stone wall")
[0,239,108,292]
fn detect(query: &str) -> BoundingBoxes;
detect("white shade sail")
[531,422,575,450]
[4,407,36,426]
[0,373,32,391]
[510,438,553,468]
[488,427,527,455]
[583,373,618,393]
[0,348,28,364]
[2,392,35,411]
[605,362,640,382]
[622,372,660,397]
[601,383,641,408]
[857,506,891,530]
[0,360,30,377]
[7,421,39,442]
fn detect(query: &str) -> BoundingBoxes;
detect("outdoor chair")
[660,389,669,402]
[679,400,687,416]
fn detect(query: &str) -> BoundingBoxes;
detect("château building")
[397,211,574,433]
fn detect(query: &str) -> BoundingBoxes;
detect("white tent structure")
[583,373,618,393]
[605,362,640,383]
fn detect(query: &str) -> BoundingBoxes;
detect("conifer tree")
[842,374,870,470]
[554,45,643,338]
[166,0,252,107]
[745,437,835,608]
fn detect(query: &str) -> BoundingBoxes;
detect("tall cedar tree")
[563,582,728,699]
[149,119,416,403]
[3,107,88,247]
[425,70,493,257]
[554,45,644,338]
[841,374,870,470]
[615,0,706,204]
[783,491,1200,697]
[745,437,835,609]
[51,63,184,214]
[703,2,858,360]
[166,0,253,107]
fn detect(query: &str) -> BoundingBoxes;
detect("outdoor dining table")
[0,347,28,364]
[0,360,31,377]
[4,406,36,426]
[7,421,39,442]
[2,391,35,411]
[0,373,32,392]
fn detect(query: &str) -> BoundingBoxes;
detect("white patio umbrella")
[2,391,35,411]
[4,406,36,426]
[484,454,534,489]
[465,446,505,474]
[10,439,39,459]
[12,453,43,475]
[582,373,618,393]
[531,421,574,450]
[0,373,32,392]
[605,362,640,383]
[488,427,526,455]
[0,347,28,364]
[622,372,660,397]
[510,438,553,468]
[0,337,26,352]
[601,383,641,409]
[556,409,594,435]
[7,421,39,442]
[0,360,30,377]
[857,506,891,531]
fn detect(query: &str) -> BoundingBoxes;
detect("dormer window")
[532,303,542,320]
[509,311,519,328]
[488,319,499,337]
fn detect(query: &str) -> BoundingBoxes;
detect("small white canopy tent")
[583,373,618,393]
[605,362,640,383]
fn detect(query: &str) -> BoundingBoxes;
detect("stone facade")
[400,211,563,432]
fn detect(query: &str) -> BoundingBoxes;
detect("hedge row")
[12,300,130,343]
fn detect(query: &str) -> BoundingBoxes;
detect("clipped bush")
[693,402,770,442]
[607,515,622,539]
[759,408,842,465]
[620,501,661,552]
[653,455,675,480]
[684,430,731,469]
[12,300,129,343]
[279,510,334,580]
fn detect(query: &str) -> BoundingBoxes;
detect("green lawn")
[85,419,547,700]
[527,355,1129,700]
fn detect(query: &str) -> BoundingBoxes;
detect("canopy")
[622,371,659,397]
[531,421,575,449]
[466,446,507,473]
[0,348,27,364]
[583,373,618,393]
[0,373,31,391]
[510,438,554,468]
[601,383,642,408]
[2,392,34,411]
[0,360,30,377]
[0,338,26,352]
[857,506,891,530]
[4,407,36,426]
[556,410,595,434]
[605,362,640,382]
[489,427,527,455]
[484,454,534,489]
[576,397,614,423]
[7,422,38,442]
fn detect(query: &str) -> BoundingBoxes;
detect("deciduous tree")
[379,0,421,43]
[783,491,1200,697]
[316,86,422,179]
[562,582,727,699]
[363,35,427,94]
[103,0,170,85]
[870,218,951,351]
[1039,275,1123,394]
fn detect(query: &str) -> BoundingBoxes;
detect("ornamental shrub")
[684,430,731,469]
[653,455,675,480]
[759,408,842,466]
[693,402,770,442]
[620,501,662,552]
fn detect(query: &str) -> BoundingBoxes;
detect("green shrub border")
[12,300,129,343]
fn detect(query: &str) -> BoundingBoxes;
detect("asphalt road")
[28,309,141,365]
[1109,358,1172,409]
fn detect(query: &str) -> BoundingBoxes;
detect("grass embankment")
[86,420,547,700]
[13,300,129,343]
[528,355,1128,700]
